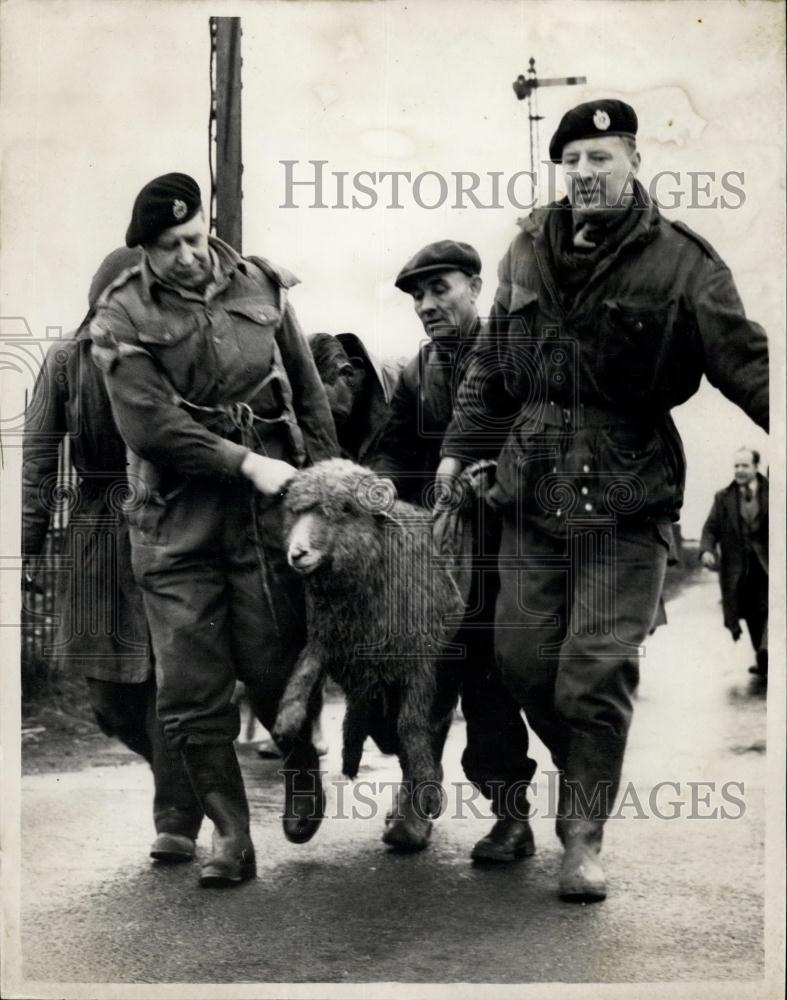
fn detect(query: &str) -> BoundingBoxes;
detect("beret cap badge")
[549,100,638,163]
[125,173,202,247]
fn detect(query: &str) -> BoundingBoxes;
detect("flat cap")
[549,99,638,163]
[395,240,481,293]
[125,172,202,247]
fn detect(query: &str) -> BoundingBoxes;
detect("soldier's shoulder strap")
[244,254,300,291]
[94,263,144,308]
[669,220,723,264]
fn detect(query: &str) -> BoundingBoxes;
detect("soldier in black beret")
[370,240,538,857]
[437,98,769,901]
[90,173,338,887]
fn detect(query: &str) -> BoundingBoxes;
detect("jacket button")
[581,486,589,496]
[583,464,590,473]
[584,502,593,511]
[556,509,562,517]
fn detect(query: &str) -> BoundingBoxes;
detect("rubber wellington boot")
[150,737,203,864]
[182,743,256,887]
[382,783,432,852]
[471,787,535,863]
[557,729,626,903]
[559,820,606,901]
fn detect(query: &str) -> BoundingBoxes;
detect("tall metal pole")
[211,17,243,251]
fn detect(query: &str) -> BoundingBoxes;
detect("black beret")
[549,99,638,163]
[395,240,481,293]
[125,173,202,247]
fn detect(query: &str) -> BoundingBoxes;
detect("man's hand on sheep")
[240,453,296,495]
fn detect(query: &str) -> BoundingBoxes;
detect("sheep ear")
[362,475,397,519]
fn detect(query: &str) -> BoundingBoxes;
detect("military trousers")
[129,480,313,752]
[494,516,670,773]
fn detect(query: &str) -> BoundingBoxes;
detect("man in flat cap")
[437,100,769,900]
[371,240,537,858]
[91,173,338,887]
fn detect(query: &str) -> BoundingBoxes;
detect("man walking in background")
[700,448,768,679]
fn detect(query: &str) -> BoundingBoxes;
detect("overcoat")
[22,334,150,681]
[700,473,769,632]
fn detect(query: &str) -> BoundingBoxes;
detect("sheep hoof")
[382,803,432,853]
[272,705,306,746]
[282,768,325,845]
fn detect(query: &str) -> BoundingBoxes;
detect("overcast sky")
[1,0,783,535]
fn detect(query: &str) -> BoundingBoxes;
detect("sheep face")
[284,459,398,578]
[286,510,334,575]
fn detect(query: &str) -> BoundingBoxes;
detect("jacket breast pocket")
[224,296,281,328]
[137,316,199,348]
[598,298,675,405]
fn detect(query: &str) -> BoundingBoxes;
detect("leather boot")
[557,729,626,903]
[382,782,432,852]
[150,734,203,864]
[471,785,535,863]
[181,743,256,887]
[559,819,606,901]
[281,740,325,844]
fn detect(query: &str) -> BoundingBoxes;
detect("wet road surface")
[18,574,768,986]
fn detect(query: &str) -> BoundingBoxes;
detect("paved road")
[17,574,768,987]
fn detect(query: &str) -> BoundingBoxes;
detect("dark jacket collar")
[139,235,247,304]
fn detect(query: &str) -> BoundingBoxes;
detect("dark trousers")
[130,485,317,773]
[738,555,768,668]
[494,518,669,818]
[86,675,202,837]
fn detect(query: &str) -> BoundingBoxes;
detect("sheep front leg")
[396,670,444,818]
[273,645,324,748]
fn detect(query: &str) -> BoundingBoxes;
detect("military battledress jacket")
[90,238,338,513]
[442,191,769,533]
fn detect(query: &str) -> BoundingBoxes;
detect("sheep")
[272,458,465,849]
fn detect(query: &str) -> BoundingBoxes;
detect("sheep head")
[283,459,398,577]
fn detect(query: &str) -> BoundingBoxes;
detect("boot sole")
[471,841,535,863]
[200,862,257,888]
[150,849,195,864]
[559,885,607,903]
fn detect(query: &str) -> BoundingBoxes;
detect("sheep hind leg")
[341,698,370,779]
[381,676,442,854]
